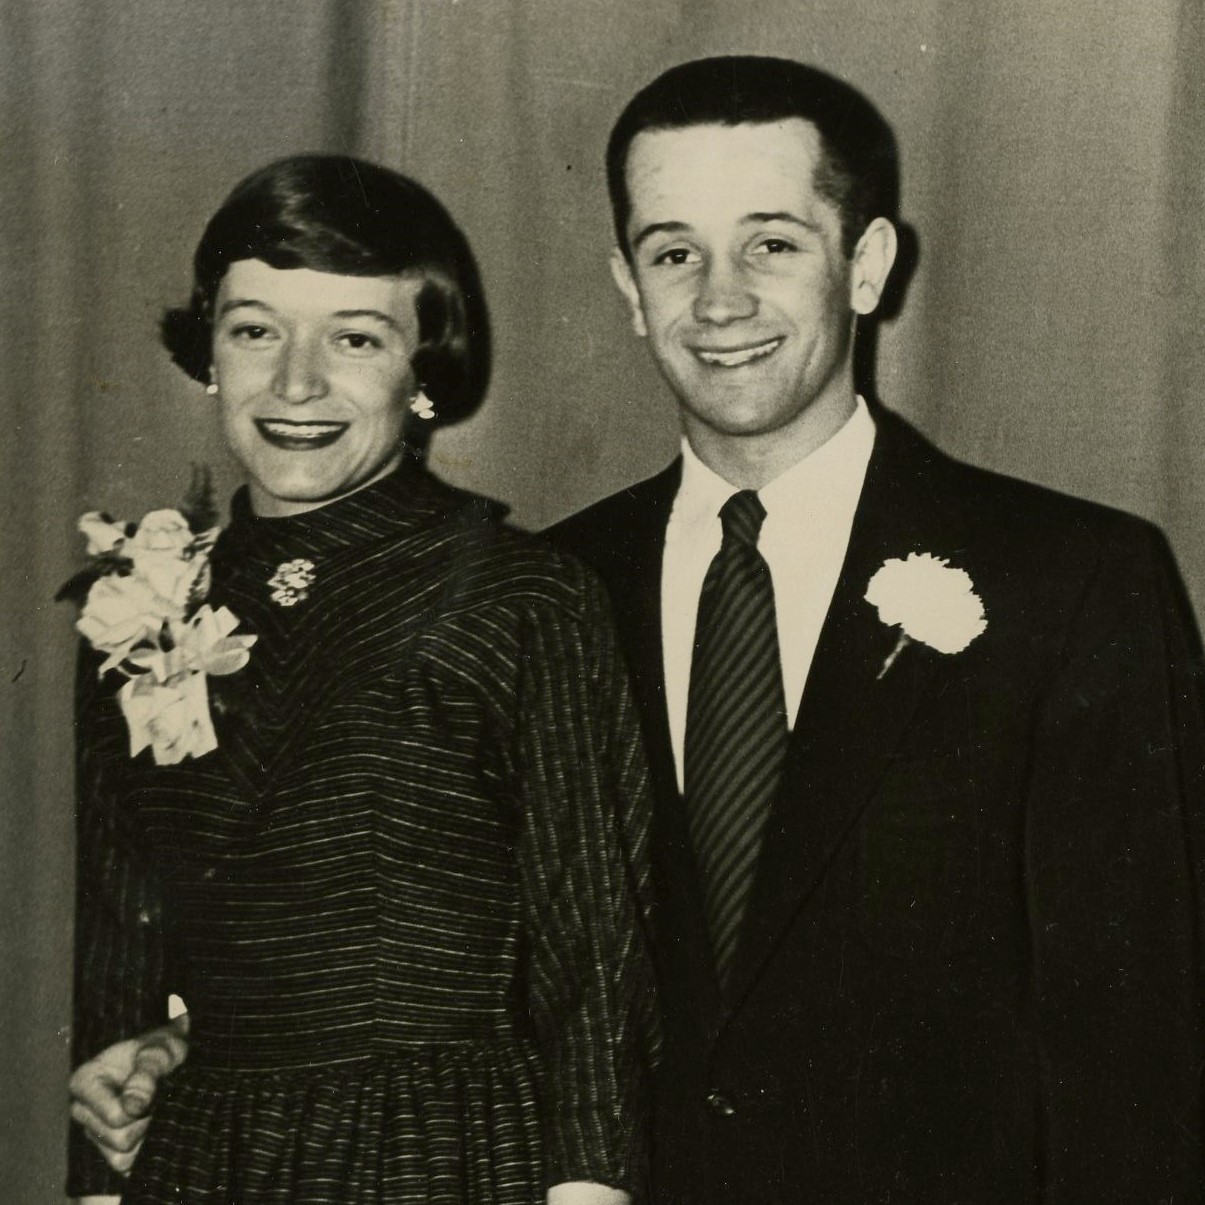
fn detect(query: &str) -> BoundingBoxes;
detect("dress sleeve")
[513,565,657,1197]
[1026,525,1205,1202]
[68,646,172,1198]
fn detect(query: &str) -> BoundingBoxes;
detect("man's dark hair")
[162,154,490,426]
[606,56,899,259]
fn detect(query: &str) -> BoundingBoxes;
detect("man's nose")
[692,258,757,325]
[271,337,328,404]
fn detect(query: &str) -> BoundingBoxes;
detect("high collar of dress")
[218,456,502,566]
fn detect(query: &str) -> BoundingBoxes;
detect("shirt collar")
[670,397,876,536]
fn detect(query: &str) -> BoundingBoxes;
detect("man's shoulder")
[881,408,1163,558]
[545,460,681,573]
[548,414,1164,564]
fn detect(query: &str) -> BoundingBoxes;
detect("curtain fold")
[1163,0,1205,601]
[3,1,1202,1196]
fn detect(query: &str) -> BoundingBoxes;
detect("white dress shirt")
[662,398,876,792]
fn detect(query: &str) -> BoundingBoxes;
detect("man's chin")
[679,399,797,441]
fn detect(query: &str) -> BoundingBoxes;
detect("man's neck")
[683,389,858,491]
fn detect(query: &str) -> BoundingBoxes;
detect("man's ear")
[849,218,898,317]
[609,247,648,338]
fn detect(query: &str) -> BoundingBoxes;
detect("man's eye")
[751,237,797,255]
[652,247,699,266]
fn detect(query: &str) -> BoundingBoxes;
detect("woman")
[66,155,653,1204]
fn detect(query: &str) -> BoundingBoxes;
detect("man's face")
[612,120,888,455]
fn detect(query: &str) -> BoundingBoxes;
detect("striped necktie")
[684,489,789,987]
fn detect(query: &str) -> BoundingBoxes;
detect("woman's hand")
[547,1184,631,1205]
[68,1015,189,1174]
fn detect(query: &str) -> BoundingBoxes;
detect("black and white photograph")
[2,2,1204,1201]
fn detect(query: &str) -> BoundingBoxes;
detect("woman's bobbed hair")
[162,155,490,427]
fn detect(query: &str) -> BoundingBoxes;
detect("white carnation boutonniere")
[58,470,257,765]
[864,552,987,679]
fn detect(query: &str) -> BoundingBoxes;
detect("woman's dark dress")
[68,466,654,1203]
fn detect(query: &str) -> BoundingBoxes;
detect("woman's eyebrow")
[214,302,403,332]
[331,309,403,331]
[632,220,690,251]
[216,297,270,317]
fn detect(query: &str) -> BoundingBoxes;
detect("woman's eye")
[335,331,384,352]
[652,247,699,267]
[227,323,273,343]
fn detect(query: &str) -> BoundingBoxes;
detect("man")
[73,55,1205,1204]
[551,56,1205,1202]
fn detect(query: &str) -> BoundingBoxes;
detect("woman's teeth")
[255,419,348,449]
[260,421,344,438]
[696,338,783,368]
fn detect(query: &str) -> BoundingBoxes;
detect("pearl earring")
[205,368,219,397]
[409,390,436,421]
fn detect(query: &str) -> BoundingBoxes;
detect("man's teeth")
[261,421,345,438]
[696,338,783,368]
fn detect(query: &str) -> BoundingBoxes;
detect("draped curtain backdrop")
[3,1,1202,1195]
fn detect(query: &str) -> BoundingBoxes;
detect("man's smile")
[254,419,349,450]
[693,337,784,368]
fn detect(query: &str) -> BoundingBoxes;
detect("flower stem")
[878,630,911,679]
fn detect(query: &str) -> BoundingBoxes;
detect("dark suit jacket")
[549,408,1205,1204]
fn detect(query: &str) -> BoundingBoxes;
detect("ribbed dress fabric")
[69,463,655,1203]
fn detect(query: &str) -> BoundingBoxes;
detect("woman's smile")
[253,418,350,450]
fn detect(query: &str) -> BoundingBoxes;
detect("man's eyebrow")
[744,211,822,233]
[631,212,823,250]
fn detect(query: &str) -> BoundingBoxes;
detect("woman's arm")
[68,647,175,1196]
[514,567,657,1202]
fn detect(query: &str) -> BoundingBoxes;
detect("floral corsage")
[864,552,987,678]
[58,473,256,765]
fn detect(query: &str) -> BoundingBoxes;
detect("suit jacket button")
[705,1090,737,1117]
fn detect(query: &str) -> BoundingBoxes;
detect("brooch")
[268,558,316,607]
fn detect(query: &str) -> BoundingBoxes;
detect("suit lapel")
[610,467,681,823]
[723,414,972,1012]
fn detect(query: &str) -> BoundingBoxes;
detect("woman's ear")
[609,248,648,338]
[850,218,898,317]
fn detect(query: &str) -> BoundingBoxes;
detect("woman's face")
[211,259,422,517]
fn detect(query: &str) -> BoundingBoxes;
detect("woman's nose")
[270,338,328,404]
[692,258,757,325]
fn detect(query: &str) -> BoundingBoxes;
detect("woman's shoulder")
[432,512,603,623]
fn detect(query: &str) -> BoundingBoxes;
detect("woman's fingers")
[120,1046,173,1117]
[69,1038,144,1128]
[119,1027,189,1118]
[68,1018,190,1168]
[69,1100,149,1157]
